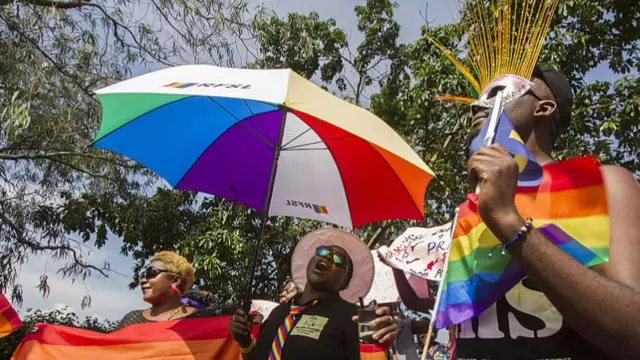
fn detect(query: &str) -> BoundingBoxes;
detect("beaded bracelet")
[488,217,533,259]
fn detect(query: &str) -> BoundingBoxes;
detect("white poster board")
[378,223,453,281]
[249,299,279,320]
[363,250,399,304]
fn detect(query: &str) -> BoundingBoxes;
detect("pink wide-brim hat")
[291,228,375,303]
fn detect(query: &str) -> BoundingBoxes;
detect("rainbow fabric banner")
[12,316,244,359]
[435,156,609,328]
[0,293,22,338]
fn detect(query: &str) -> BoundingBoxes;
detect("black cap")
[533,66,573,135]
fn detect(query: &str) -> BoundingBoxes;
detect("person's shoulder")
[259,302,289,321]
[599,164,640,290]
[272,302,290,314]
[121,309,144,320]
[333,298,358,316]
[191,307,219,318]
[343,300,359,312]
[601,165,639,186]
[600,165,640,206]
[114,309,145,330]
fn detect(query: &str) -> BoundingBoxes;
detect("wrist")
[240,337,256,355]
[239,336,253,349]
[486,210,524,244]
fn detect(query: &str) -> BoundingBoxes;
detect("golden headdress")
[427,0,560,106]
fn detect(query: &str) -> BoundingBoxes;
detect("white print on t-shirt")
[457,278,563,339]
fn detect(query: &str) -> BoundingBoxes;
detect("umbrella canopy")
[93,65,434,229]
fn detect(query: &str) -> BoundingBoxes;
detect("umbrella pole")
[242,210,270,312]
[242,107,288,312]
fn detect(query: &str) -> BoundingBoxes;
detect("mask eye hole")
[486,85,506,99]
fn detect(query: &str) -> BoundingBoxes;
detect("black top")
[114,308,217,330]
[251,293,359,360]
[455,277,611,360]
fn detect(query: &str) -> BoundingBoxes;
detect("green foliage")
[0,308,115,358]
[545,0,640,171]
[251,11,347,83]
[0,0,250,306]
[107,189,324,307]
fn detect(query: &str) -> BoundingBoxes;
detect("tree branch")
[0,150,126,184]
[0,150,138,169]
[0,211,110,278]
[0,12,97,101]
[19,0,90,9]
[81,1,178,67]
[367,222,390,249]
[428,116,464,164]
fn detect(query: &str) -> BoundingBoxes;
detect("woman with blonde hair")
[115,251,213,329]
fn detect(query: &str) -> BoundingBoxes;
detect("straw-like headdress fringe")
[426,0,560,101]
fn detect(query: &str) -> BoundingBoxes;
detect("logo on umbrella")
[163,82,252,90]
[286,200,328,215]
[163,82,198,89]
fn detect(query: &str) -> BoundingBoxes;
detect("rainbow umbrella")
[93,65,434,304]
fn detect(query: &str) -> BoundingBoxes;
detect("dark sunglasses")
[140,266,172,280]
[316,246,346,267]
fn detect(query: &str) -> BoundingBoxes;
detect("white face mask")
[471,75,533,109]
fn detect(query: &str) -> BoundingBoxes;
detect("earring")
[171,283,180,296]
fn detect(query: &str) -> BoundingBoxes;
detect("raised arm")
[469,146,640,358]
[392,268,434,314]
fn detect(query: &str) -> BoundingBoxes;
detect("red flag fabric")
[12,315,245,360]
[360,344,388,360]
[0,293,22,338]
[11,312,388,359]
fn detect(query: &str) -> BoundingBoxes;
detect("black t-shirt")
[251,293,359,360]
[455,278,611,360]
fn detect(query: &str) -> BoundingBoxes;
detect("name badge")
[290,315,329,340]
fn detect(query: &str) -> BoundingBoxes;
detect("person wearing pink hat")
[229,228,399,360]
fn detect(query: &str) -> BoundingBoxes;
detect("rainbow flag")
[163,82,198,88]
[360,344,388,360]
[434,156,609,328]
[0,293,22,338]
[470,111,543,187]
[12,316,246,359]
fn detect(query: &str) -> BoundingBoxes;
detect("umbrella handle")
[242,211,269,312]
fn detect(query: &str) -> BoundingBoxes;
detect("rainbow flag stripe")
[313,204,329,214]
[435,156,609,328]
[360,344,388,360]
[0,293,22,338]
[11,316,246,359]
[163,82,197,88]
